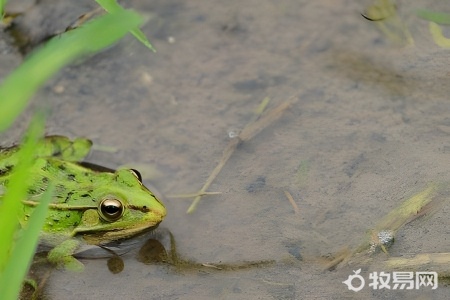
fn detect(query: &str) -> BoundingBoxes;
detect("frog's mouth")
[78,221,163,245]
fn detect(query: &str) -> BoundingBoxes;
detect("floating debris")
[369,229,394,254]
[361,0,413,45]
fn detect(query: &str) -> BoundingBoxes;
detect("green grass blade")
[129,28,156,52]
[0,185,53,300]
[0,9,144,131]
[96,0,156,52]
[0,0,7,17]
[417,9,450,25]
[0,116,45,270]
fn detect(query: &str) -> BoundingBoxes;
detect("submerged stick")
[186,96,296,213]
[347,184,437,265]
[325,184,439,270]
[186,137,240,214]
[385,252,450,272]
[167,192,222,198]
[284,190,299,214]
[372,184,437,233]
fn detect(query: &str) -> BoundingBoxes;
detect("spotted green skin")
[0,136,166,269]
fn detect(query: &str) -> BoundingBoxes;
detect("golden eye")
[99,199,124,222]
[130,169,143,183]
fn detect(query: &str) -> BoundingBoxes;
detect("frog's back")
[0,136,92,186]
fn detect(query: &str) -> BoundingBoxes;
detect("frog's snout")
[151,203,167,222]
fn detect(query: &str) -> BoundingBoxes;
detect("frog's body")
[0,136,166,269]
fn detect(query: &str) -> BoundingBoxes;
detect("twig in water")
[186,96,297,213]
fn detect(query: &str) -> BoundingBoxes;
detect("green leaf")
[417,9,450,25]
[0,115,48,300]
[0,116,45,270]
[96,0,156,52]
[0,0,7,17]
[0,9,144,131]
[0,185,53,300]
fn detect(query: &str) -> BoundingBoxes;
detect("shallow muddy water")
[1,0,450,299]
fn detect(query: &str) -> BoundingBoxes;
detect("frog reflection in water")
[0,136,166,270]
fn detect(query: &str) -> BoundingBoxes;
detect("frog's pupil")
[105,205,119,214]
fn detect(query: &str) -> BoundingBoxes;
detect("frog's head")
[74,168,166,244]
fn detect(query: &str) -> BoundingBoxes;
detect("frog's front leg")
[47,239,84,271]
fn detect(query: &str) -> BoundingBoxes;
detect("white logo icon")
[342,269,365,292]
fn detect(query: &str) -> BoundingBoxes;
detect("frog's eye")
[99,199,124,222]
[130,169,143,183]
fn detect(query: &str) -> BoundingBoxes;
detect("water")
[1,0,449,299]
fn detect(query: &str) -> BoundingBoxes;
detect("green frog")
[0,135,166,270]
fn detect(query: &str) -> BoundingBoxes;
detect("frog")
[0,135,166,270]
